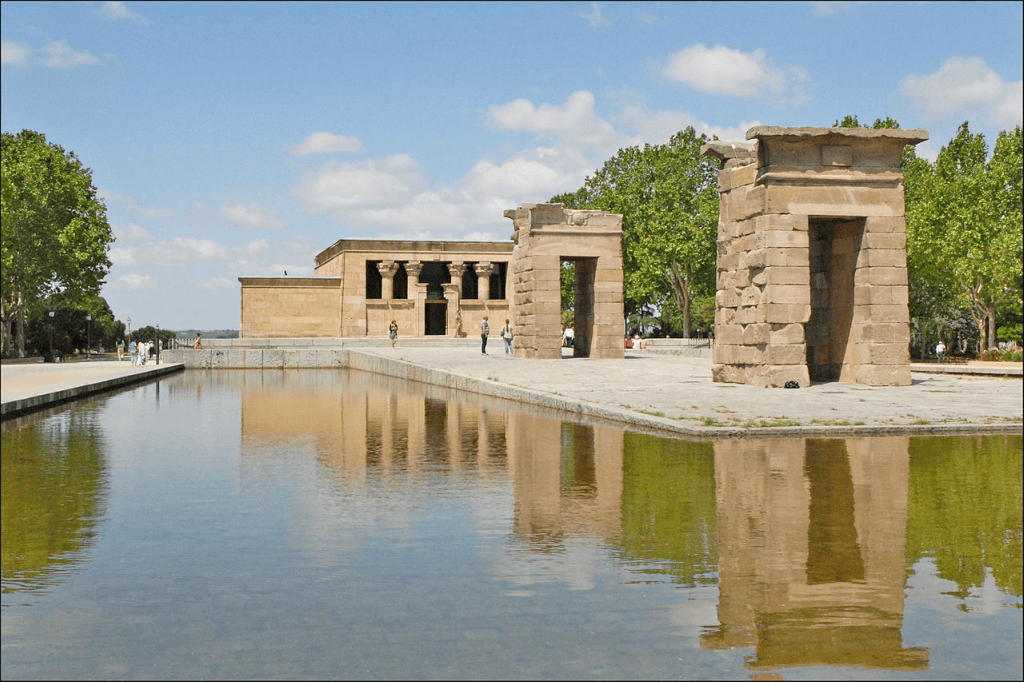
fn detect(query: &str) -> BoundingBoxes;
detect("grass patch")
[700,417,726,426]
[638,409,666,418]
[911,419,931,425]
[746,419,801,428]
[810,419,866,426]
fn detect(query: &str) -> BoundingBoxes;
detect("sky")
[2,1,1022,332]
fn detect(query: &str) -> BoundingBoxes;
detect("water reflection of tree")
[906,435,1023,602]
[617,434,717,585]
[1,412,108,593]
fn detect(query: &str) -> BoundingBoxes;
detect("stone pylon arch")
[702,126,928,387]
[504,203,624,359]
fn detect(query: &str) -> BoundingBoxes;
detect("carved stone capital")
[377,261,399,278]
[404,260,423,280]
[474,262,494,277]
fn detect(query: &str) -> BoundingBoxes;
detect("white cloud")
[191,277,236,291]
[98,189,173,218]
[221,201,285,229]
[97,1,149,24]
[1,40,30,67]
[899,57,1023,129]
[487,91,619,150]
[288,132,365,155]
[662,44,810,105]
[112,222,155,242]
[578,2,610,29]
[38,40,101,69]
[293,154,427,215]
[293,91,758,239]
[109,273,158,291]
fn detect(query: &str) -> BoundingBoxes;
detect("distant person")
[936,340,946,364]
[117,339,125,361]
[389,320,399,348]
[139,340,148,365]
[129,339,138,366]
[500,318,513,354]
[563,326,574,348]
[455,309,464,338]
[194,332,202,350]
[480,315,490,355]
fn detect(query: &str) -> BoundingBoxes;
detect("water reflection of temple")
[238,372,928,671]
[703,437,928,671]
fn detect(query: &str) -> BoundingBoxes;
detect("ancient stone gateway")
[504,203,624,359]
[703,126,928,387]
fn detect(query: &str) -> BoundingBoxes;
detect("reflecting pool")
[2,369,1021,680]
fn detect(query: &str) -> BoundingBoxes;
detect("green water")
[2,369,1021,680]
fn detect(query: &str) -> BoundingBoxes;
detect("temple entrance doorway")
[806,217,865,382]
[562,257,597,358]
[425,301,447,335]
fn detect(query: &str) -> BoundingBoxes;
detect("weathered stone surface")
[707,126,923,387]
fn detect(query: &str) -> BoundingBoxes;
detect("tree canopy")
[907,123,1022,349]
[1,130,113,357]
[551,127,719,337]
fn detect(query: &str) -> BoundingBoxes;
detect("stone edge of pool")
[1,363,185,421]
[4,352,1021,439]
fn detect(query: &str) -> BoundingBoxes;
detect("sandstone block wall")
[239,278,342,338]
[704,127,927,387]
[505,203,624,359]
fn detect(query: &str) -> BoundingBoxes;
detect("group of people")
[116,338,156,365]
[388,315,515,355]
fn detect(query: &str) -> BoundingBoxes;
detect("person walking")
[129,339,138,366]
[500,318,513,354]
[480,316,490,355]
[389,320,399,349]
[935,340,946,364]
[117,339,125,361]
[194,332,202,350]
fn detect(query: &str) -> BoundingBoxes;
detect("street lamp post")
[156,324,160,364]
[86,314,92,359]
[127,317,131,344]
[48,310,55,358]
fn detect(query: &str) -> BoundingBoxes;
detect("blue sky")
[2,1,1021,332]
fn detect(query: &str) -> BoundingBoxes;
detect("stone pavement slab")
[357,346,1022,437]
[1,359,184,419]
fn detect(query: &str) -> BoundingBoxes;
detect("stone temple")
[703,126,928,387]
[238,203,625,359]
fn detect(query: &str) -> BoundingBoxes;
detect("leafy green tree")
[1,130,113,357]
[552,128,718,336]
[909,124,1022,349]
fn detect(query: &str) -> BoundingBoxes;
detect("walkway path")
[1,359,183,419]
[352,346,1021,437]
[2,350,1020,437]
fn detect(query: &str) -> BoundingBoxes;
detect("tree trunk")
[987,306,998,350]
[15,310,27,357]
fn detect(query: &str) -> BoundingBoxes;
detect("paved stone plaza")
[4,351,1020,438]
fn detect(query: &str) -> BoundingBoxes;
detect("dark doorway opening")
[569,257,597,358]
[807,217,865,381]
[425,301,447,336]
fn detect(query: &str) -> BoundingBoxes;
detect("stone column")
[447,262,466,336]
[448,261,465,291]
[377,261,399,300]
[404,260,423,284]
[475,262,494,300]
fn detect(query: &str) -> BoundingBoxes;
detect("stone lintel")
[746,126,928,145]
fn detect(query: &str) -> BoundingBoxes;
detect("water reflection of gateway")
[238,374,928,671]
[703,437,929,671]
